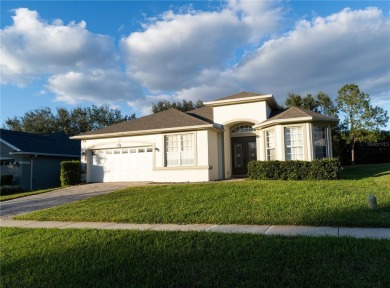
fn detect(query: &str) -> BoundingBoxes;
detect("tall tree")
[336,83,389,164]
[4,105,135,136]
[285,92,337,117]
[152,99,204,113]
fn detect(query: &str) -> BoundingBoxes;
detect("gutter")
[10,152,80,158]
[70,124,222,140]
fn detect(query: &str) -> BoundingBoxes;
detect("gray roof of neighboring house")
[0,129,80,156]
[213,91,268,101]
[77,108,213,137]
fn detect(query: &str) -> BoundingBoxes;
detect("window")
[146,147,153,152]
[231,125,255,134]
[165,134,194,166]
[314,126,328,159]
[266,130,276,160]
[285,127,303,160]
[138,148,145,153]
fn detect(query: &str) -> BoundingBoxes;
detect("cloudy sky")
[1,1,389,128]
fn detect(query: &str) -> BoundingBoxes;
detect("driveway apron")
[0,182,149,218]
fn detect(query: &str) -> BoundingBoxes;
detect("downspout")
[30,155,38,191]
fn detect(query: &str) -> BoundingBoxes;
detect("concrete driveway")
[0,182,150,218]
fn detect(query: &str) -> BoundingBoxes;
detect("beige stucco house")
[71,92,339,183]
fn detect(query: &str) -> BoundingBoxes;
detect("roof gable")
[255,107,339,128]
[204,91,279,109]
[213,91,267,101]
[270,107,338,121]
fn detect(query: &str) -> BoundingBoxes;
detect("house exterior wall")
[32,157,76,190]
[207,130,220,180]
[81,129,214,183]
[212,101,268,125]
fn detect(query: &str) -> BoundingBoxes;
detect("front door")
[232,136,256,176]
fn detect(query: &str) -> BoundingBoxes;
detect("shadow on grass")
[1,228,390,288]
[341,163,390,180]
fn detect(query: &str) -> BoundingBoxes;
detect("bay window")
[285,127,303,160]
[314,126,328,159]
[266,130,276,160]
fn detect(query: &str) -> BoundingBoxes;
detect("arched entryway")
[230,124,257,176]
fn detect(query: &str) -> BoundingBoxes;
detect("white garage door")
[89,147,153,182]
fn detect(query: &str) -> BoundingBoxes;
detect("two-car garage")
[88,146,153,182]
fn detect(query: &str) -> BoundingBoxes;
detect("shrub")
[0,185,23,196]
[60,161,81,187]
[0,175,13,186]
[248,158,342,180]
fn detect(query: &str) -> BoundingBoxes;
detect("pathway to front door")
[231,136,256,176]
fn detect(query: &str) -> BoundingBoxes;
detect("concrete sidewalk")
[1,219,389,239]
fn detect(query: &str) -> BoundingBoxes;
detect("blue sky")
[1,1,389,129]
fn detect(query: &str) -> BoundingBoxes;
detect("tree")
[285,92,337,117]
[4,105,135,136]
[336,83,389,164]
[152,99,204,113]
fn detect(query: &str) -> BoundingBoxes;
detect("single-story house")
[71,92,339,183]
[0,129,80,190]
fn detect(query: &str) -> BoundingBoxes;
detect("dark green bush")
[0,175,13,186]
[0,185,23,196]
[248,158,342,180]
[60,161,81,187]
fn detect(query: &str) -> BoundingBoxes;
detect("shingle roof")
[0,129,80,156]
[267,107,339,121]
[78,108,212,137]
[185,106,214,123]
[257,107,339,128]
[214,91,267,101]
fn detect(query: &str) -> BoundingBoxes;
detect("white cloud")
[121,0,282,90]
[234,7,390,100]
[47,69,141,104]
[1,8,117,85]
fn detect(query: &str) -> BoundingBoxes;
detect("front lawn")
[1,228,389,287]
[15,163,390,227]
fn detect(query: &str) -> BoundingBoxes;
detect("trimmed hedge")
[60,161,82,187]
[0,175,13,186]
[0,185,23,196]
[248,158,342,180]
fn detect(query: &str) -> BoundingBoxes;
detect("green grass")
[0,187,61,202]
[15,163,390,227]
[1,227,389,287]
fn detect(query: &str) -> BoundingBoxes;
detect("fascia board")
[0,138,21,151]
[70,124,220,140]
[204,94,276,107]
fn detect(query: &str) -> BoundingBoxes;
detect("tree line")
[3,83,389,164]
[4,105,135,136]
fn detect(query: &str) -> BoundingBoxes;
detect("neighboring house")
[0,130,80,190]
[71,92,338,183]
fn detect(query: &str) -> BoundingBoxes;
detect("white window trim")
[164,132,197,167]
[284,126,304,161]
[313,125,329,159]
[265,128,276,161]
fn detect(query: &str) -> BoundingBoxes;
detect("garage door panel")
[89,147,153,182]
